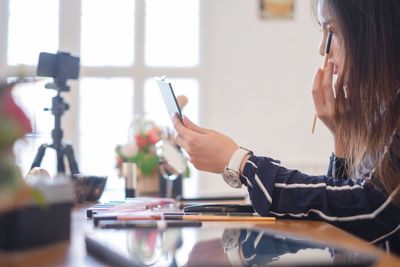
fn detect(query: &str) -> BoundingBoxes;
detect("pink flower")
[1,85,32,134]
[147,127,160,145]
[135,134,148,147]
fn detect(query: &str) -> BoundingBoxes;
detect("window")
[144,0,200,67]
[79,77,134,177]
[2,0,201,196]
[81,0,135,66]
[7,0,59,65]
[144,78,199,129]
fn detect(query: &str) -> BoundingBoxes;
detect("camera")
[31,51,81,176]
[37,51,80,91]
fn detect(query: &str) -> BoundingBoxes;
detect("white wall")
[197,0,334,194]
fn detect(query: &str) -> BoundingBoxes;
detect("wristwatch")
[222,147,253,188]
[222,229,245,267]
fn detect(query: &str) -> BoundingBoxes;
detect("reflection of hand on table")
[183,239,231,267]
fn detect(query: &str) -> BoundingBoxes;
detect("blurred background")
[0,0,333,197]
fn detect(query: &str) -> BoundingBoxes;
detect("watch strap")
[227,147,253,173]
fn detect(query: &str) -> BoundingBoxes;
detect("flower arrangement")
[116,95,191,182]
[115,119,161,177]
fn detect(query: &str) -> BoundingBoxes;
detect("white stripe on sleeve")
[370,224,400,244]
[254,231,265,248]
[255,174,272,204]
[245,254,256,261]
[242,174,253,188]
[274,182,363,191]
[269,185,400,222]
[246,160,257,168]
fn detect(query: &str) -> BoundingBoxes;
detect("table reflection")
[127,228,182,266]
[86,226,378,266]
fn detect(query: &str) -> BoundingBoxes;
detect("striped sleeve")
[238,230,322,265]
[240,155,400,247]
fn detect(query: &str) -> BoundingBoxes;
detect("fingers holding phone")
[173,115,239,174]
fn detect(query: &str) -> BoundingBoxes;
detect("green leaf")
[0,154,22,192]
[142,144,151,154]
[140,153,159,176]
[131,152,145,163]
[0,120,23,148]
[148,154,159,169]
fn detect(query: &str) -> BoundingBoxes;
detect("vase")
[136,171,160,197]
[123,162,160,197]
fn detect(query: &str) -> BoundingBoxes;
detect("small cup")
[122,162,137,198]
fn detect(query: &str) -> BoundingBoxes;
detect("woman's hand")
[173,115,239,173]
[311,61,349,157]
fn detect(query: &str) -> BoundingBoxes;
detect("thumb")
[173,114,191,137]
[183,116,208,134]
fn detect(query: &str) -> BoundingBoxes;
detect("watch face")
[222,229,241,250]
[222,169,241,188]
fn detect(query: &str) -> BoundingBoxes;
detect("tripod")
[30,81,80,175]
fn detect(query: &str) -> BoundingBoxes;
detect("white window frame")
[0,0,202,193]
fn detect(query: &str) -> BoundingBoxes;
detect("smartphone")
[155,76,183,124]
[183,204,255,213]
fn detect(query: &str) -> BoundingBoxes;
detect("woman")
[173,0,400,255]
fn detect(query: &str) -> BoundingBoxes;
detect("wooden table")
[1,203,400,266]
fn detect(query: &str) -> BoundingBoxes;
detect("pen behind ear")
[312,31,333,134]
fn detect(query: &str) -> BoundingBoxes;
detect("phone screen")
[156,77,183,124]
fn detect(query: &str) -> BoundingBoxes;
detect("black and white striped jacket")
[240,153,400,255]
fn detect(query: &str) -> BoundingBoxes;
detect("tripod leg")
[56,147,65,174]
[64,144,80,175]
[31,144,47,170]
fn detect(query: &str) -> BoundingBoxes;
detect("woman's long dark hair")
[314,0,400,206]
